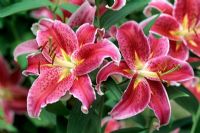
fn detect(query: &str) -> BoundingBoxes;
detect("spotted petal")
[68,1,96,28]
[70,75,95,114]
[13,39,38,61]
[144,0,173,17]
[96,61,132,95]
[76,23,97,46]
[73,39,121,76]
[110,77,151,119]
[146,56,194,82]
[116,21,150,69]
[147,80,171,127]
[27,67,74,117]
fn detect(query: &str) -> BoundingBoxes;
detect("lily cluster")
[10,0,200,130]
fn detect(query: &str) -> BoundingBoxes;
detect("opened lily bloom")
[14,19,121,118]
[96,21,194,127]
[0,56,28,123]
[144,0,200,59]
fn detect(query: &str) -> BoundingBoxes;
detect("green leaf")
[166,86,189,100]
[191,105,200,133]
[60,3,78,13]
[143,14,160,35]
[56,116,68,133]
[100,0,149,29]
[45,101,69,116]
[0,0,52,18]
[112,127,146,133]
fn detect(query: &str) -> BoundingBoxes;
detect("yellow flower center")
[0,88,12,100]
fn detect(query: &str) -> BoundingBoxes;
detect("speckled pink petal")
[144,0,173,17]
[73,39,121,76]
[174,0,200,27]
[96,61,132,95]
[147,80,171,127]
[106,0,126,11]
[110,77,151,120]
[27,67,75,118]
[151,14,181,41]
[116,21,150,69]
[168,40,189,61]
[146,56,194,82]
[148,34,169,59]
[76,23,97,46]
[36,19,78,61]
[70,75,95,114]
[186,35,200,57]
[13,39,38,61]
[68,1,96,28]
[23,53,50,76]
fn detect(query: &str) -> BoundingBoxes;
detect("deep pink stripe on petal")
[147,80,171,127]
[13,39,38,61]
[73,39,121,76]
[110,77,151,120]
[70,75,96,113]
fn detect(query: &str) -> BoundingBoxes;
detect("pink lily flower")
[0,56,28,123]
[144,0,200,59]
[14,19,121,118]
[96,21,194,127]
[101,117,122,133]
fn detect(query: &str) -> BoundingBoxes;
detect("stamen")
[52,53,56,65]
[49,45,57,57]
[160,64,181,76]
[38,61,41,74]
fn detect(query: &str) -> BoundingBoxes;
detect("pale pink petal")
[13,39,38,61]
[144,0,173,17]
[151,14,181,41]
[146,56,194,82]
[186,35,200,57]
[31,7,54,19]
[76,23,97,46]
[0,56,10,86]
[110,77,151,119]
[148,34,169,59]
[106,0,126,11]
[23,53,50,76]
[73,39,121,76]
[68,1,96,28]
[27,67,74,117]
[36,19,78,61]
[147,80,171,127]
[174,0,200,27]
[70,75,95,113]
[116,21,150,69]
[168,40,189,61]
[96,61,132,95]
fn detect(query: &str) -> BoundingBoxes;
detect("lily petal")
[146,56,194,82]
[23,53,50,76]
[0,56,10,85]
[186,35,200,57]
[27,67,74,117]
[36,19,78,61]
[106,0,126,11]
[144,0,173,17]
[73,39,121,76]
[9,66,22,84]
[174,0,200,27]
[151,14,181,40]
[13,39,38,61]
[76,23,97,46]
[110,77,151,119]
[116,21,150,69]
[70,75,95,114]
[168,40,189,60]
[148,34,169,59]
[68,1,96,28]
[96,61,133,95]
[147,80,171,127]
[1,101,14,124]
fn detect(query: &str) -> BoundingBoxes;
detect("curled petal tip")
[81,106,89,114]
[106,0,126,11]
[95,85,104,96]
